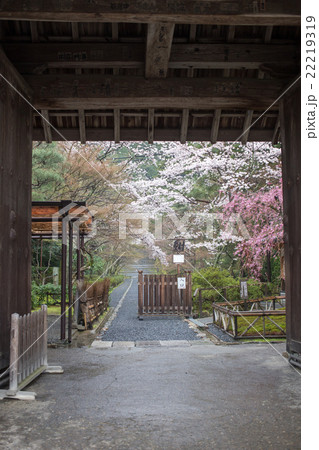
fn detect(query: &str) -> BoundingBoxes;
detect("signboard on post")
[177,277,186,289]
[173,254,184,263]
[173,239,185,252]
[240,280,248,299]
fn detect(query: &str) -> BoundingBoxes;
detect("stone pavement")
[0,342,300,449]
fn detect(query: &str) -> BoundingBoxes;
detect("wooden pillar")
[76,228,81,281]
[60,218,67,340]
[280,81,301,357]
[0,49,33,369]
[68,221,73,343]
[80,234,85,279]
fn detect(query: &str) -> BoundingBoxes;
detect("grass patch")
[33,305,69,316]
[237,314,286,336]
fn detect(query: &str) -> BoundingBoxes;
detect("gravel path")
[101,263,200,342]
[206,324,236,343]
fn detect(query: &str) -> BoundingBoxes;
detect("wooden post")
[8,313,19,393]
[42,305,48,366]
[161,275,165,313]
[144,274,149,314]
[149,275,154,314]
[188,271,192,316]
[80,234,85,279]
[199,290,202,318]
[0,51,32,370]
[172,275,176,314]
[280,81,301,357]
[138,271,143,317]
[76,228,81,280]
[68,221,73,343]
[60,219,67,340]
[234,315,238,339]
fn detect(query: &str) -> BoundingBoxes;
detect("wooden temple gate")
[0,1,301,368]
[138,272,192,317]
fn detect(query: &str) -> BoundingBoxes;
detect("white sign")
[173,254,184,263]
[240,280,248,299]
[177,277,186,289]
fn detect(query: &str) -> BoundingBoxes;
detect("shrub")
[109,275,125,290]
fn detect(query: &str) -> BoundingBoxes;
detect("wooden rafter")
[78,109,86,144]
[30,21,38,42]
[148,109,154,144]
[114,108,120,143]
[180,109,189,144]
[145,23,175,78]
[41,109,52,143]
[210,109,221,144]
[241,109,254,144]
[189,25,197,42]
[272,117,280,145]
[0,1,301,26]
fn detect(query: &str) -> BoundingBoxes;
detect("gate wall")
[138,271,192,317]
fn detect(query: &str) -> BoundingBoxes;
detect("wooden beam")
[32,127,276,143]
[145,23,175,78]
[114,108,120,143]
[41,109,52,143]
[4,43,299,73]
[0,46,33,99]
[26,75,286,110]
[148,109,155,144]
[0,1,301,26]
[241,109,254,144]
[78,109,86,144]
[180,109,189,144]
[210,109,221,143]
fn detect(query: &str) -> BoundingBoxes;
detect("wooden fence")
[77,279,110,329]
[211,302,286,340]
[138,272,192,317]
[0,305,63,401]
[196,286,285,318]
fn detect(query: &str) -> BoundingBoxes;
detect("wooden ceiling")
[0,1,301,143]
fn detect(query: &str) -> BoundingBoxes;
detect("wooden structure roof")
[31,201,94,238]
[0,1,300,144]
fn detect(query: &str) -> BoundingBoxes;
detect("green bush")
[192,267,280,315]
[31,282,61,309]
[109,275,125,290]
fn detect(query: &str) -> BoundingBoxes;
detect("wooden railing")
[0,305,63,401]
[195,285,285,317]
[211,301,286,340]
[138,272,192,317]
[77,279,110,329]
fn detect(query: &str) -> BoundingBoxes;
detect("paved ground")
[100,276,201,342]
[0,260,300,448]
[0,343,300,449]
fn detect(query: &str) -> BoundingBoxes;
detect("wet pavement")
[0,343,300,449]
[0,259,300,448]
